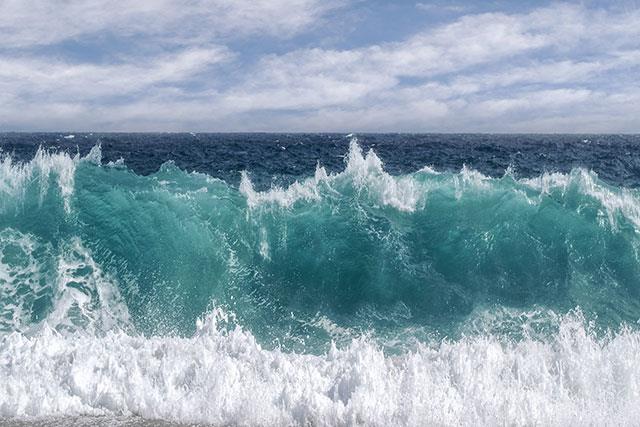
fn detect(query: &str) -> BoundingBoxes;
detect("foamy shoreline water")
[2,313,640,426]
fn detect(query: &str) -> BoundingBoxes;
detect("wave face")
[2,135,640,425]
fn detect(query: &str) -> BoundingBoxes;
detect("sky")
[0,0,639,132]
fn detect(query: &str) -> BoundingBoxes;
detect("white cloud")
[416,3,467,13]
[0,2,639,131]
[0,47,231,100]
[0,0,343,48]
[213,4,639,115]
[213,4,640,131]
[214,7,562,114]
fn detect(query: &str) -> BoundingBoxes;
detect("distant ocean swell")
[2,139,640,425]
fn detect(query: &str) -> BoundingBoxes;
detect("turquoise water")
[3,137,640,425]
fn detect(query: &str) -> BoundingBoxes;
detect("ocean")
[1,133,640,426]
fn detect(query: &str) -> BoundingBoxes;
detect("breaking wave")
[2,139,640,425]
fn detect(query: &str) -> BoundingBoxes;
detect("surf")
[2,138,640,424]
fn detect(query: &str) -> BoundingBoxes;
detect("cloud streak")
[0,0,343,47]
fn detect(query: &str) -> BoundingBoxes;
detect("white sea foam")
[453,164,491,199]
[0,229,129,336]
[240,168,324,208]
[0,149,77,214]
[0,229,51,333]
[0,145,102,214]
[45,237,131,335]
[522,168,640,230]
[105,158,126,168]
[240,139,424,212]
[1,310,640,426]
[344,141,422,211]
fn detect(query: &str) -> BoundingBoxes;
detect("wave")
[2,139,640,424]
[1,140,640,337]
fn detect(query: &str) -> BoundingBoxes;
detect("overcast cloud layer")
[1,0,639,132]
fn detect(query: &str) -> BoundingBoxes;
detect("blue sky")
[1,0,639,132]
